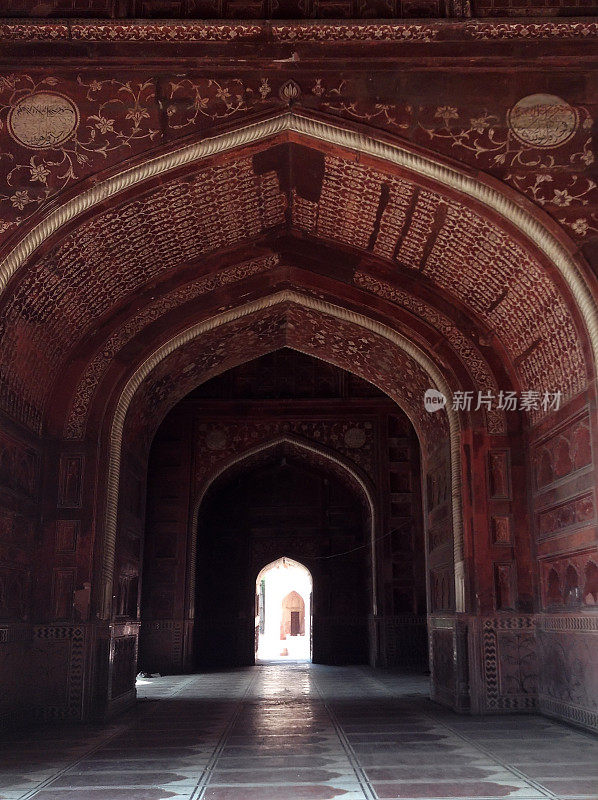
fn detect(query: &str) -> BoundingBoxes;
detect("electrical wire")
[310,519,412,560]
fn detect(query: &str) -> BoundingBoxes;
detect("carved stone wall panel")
[494,562,516,611]
[0,430,39,499]
[55,519,79,554]
[540,551,598,610]
[537,491,595,540]
[0,506,34,559]
[0,564,31,621]
[530,405,597,651]
[533,411,592,491]
[481,616,538,712]
[195,418,377,486]
[0,627,30,725]
[538,625,598,733]
[57,454,84,508]
[0,624,89,722]
[488,450,511,500]
[430,568,454,611]
[51,569,74,620]
[0,479,35,630]
[491,516,512,545]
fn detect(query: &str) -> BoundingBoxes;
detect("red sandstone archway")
[0,111,596,726]
[0,113,595,441]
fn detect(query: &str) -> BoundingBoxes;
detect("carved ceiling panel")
[123,302,448,458]
[293,151,587,408]
[0,157,286,430]
[0,0,591,18]
[64,253,280,439]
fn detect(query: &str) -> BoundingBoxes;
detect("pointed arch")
[189,434,378,619]
[101,290,461,618]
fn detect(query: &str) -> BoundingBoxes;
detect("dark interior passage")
[139,350,429,676]
[196,454,369,667]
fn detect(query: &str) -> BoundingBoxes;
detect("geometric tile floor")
[1,664,597,800]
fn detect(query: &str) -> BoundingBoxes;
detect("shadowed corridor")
[1,665,597,800]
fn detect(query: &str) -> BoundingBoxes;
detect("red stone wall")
[0,412,39,724]
[529,394,598,729]
[0,414,89,724]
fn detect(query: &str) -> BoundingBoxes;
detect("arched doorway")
[255,558,312,662]
[188,430,374,669]
[137,351,429,676]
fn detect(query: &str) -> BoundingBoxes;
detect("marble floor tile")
[0,664,595,800]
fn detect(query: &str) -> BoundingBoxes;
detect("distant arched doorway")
[255,558,312,662]
[189,444,371,669]
[282,591,306,637]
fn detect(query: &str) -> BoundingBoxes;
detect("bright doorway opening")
[255,557,312,662]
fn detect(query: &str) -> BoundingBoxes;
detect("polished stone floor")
[1,664,597,800]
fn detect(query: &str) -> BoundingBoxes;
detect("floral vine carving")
[311,78,412,134]
[559,215,598,238]
[0,74,159,232]
[0,74,597,245]
[418,105,593,169]
[506,174,597,208]
[416,103,598,238]
[166,77,279,130]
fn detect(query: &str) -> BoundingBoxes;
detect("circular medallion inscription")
[507,94,578,149]
[206,428,227,451]
[8,92,79,149]
[344,427,366,449]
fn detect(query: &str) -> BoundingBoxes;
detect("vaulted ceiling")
[0,133,590,442]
